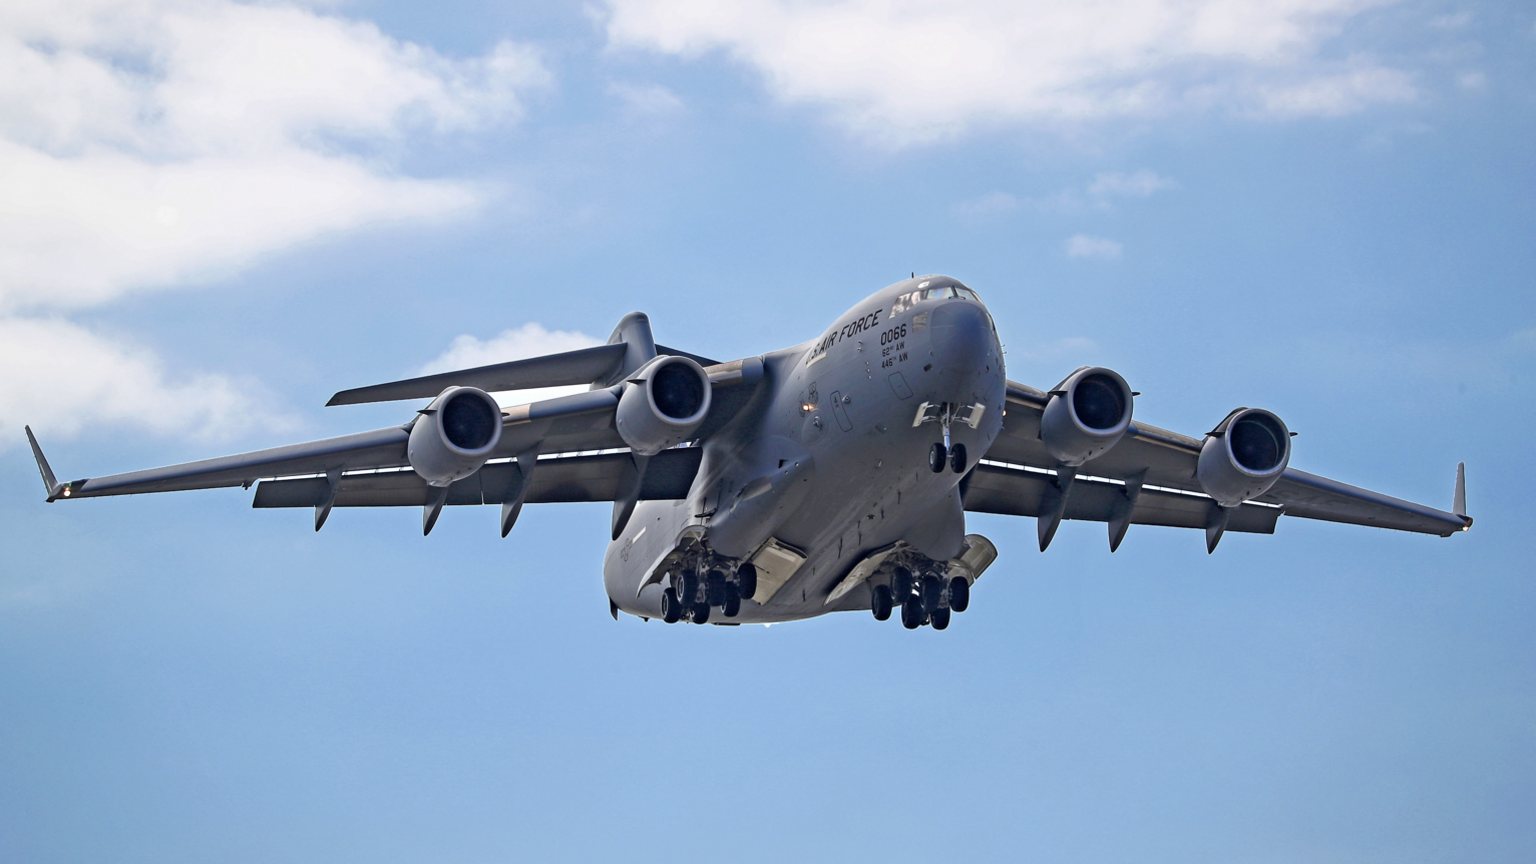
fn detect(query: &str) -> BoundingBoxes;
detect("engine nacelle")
[1197,408,1291,507]
[408,386,503,487]
[615,355,712,456]
[1039,366,1134,466]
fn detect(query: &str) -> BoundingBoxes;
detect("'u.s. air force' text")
[809,309,882,360]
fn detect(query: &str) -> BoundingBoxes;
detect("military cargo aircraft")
[26,276,1471,629]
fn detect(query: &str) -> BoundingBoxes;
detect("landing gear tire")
[892,565,914,600]
[871,584,893,621]
[692,602,711,625]
[736,563,758,602]
[901,594,924,630]
[949,577,970,613]
[678,569,699,606]
[661,587,683,624]
[929,442,948,473]
[921,575,945,614]
[722,584,742,618]
[950,443,967,474]
[931,607,951,630]
[705,569,726,606]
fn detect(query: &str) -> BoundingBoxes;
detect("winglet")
[1453,462,1468,522]
[24,426,65,502]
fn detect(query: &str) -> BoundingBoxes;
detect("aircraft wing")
[28,387,623,502]
[26,349,764,536]
[970,381,1471,550]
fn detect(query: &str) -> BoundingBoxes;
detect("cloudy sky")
[2,0,1532,861]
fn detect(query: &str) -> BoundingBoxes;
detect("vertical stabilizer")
[592,312,657,389]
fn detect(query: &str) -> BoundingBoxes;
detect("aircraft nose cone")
[930,301,994,370]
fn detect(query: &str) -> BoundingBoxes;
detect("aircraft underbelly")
[606,290,1006,624]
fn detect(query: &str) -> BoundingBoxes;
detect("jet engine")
[1039,366,1134,466]
[1197,408,1291,507]
[408,386,503,487]
[615,355,712,456]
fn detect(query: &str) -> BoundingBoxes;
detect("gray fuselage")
[604,276,1006,623]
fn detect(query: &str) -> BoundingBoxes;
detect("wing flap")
[252,447,704,509]
[964,462,1281,534]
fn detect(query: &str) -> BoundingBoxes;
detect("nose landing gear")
[922,403,970,473]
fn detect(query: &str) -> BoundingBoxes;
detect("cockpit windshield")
[891,281,983,315]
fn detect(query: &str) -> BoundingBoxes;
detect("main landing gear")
[872,564,971,630]
[662,561,757,624]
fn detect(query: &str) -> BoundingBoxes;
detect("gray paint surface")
[27,275,1470,627]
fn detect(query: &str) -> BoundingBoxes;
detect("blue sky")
[2,1,1533,861]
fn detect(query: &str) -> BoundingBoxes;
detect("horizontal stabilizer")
[655,344,721,368]
[327,343,627,406]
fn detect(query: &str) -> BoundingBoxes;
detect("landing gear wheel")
[929,442,948,473]
[705,569,726,606]
[661,587,683,624]
[736,563,758,601]
[950,442,967,474]
[901,594,924,629]
[678,569,698,605]
[921,575,944,614]
[892,565,914,600]
[931,607,951,630]
[692,602,711,625]
[722,584,742,618]
[871,584,893,621]
[949,577,970,613]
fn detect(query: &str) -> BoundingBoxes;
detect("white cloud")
[954,191,1019,218]
[1065,234,1123,259]
[0,317,298,442]
[600,0,1416,145]
[419,323,602,405]
[0,0,548,313]
[1088,171,1177,199]
[0,0,549,445]
[607,81,686,117]
[1455,71,1486,90]
[1251,65,1416,118]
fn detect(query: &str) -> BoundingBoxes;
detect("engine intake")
[1039,366,1134,466]
[615,355,712,456]
[1197,408,1291,507]
[408,386,503,487]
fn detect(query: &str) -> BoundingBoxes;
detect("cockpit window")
[891,281,982,315]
